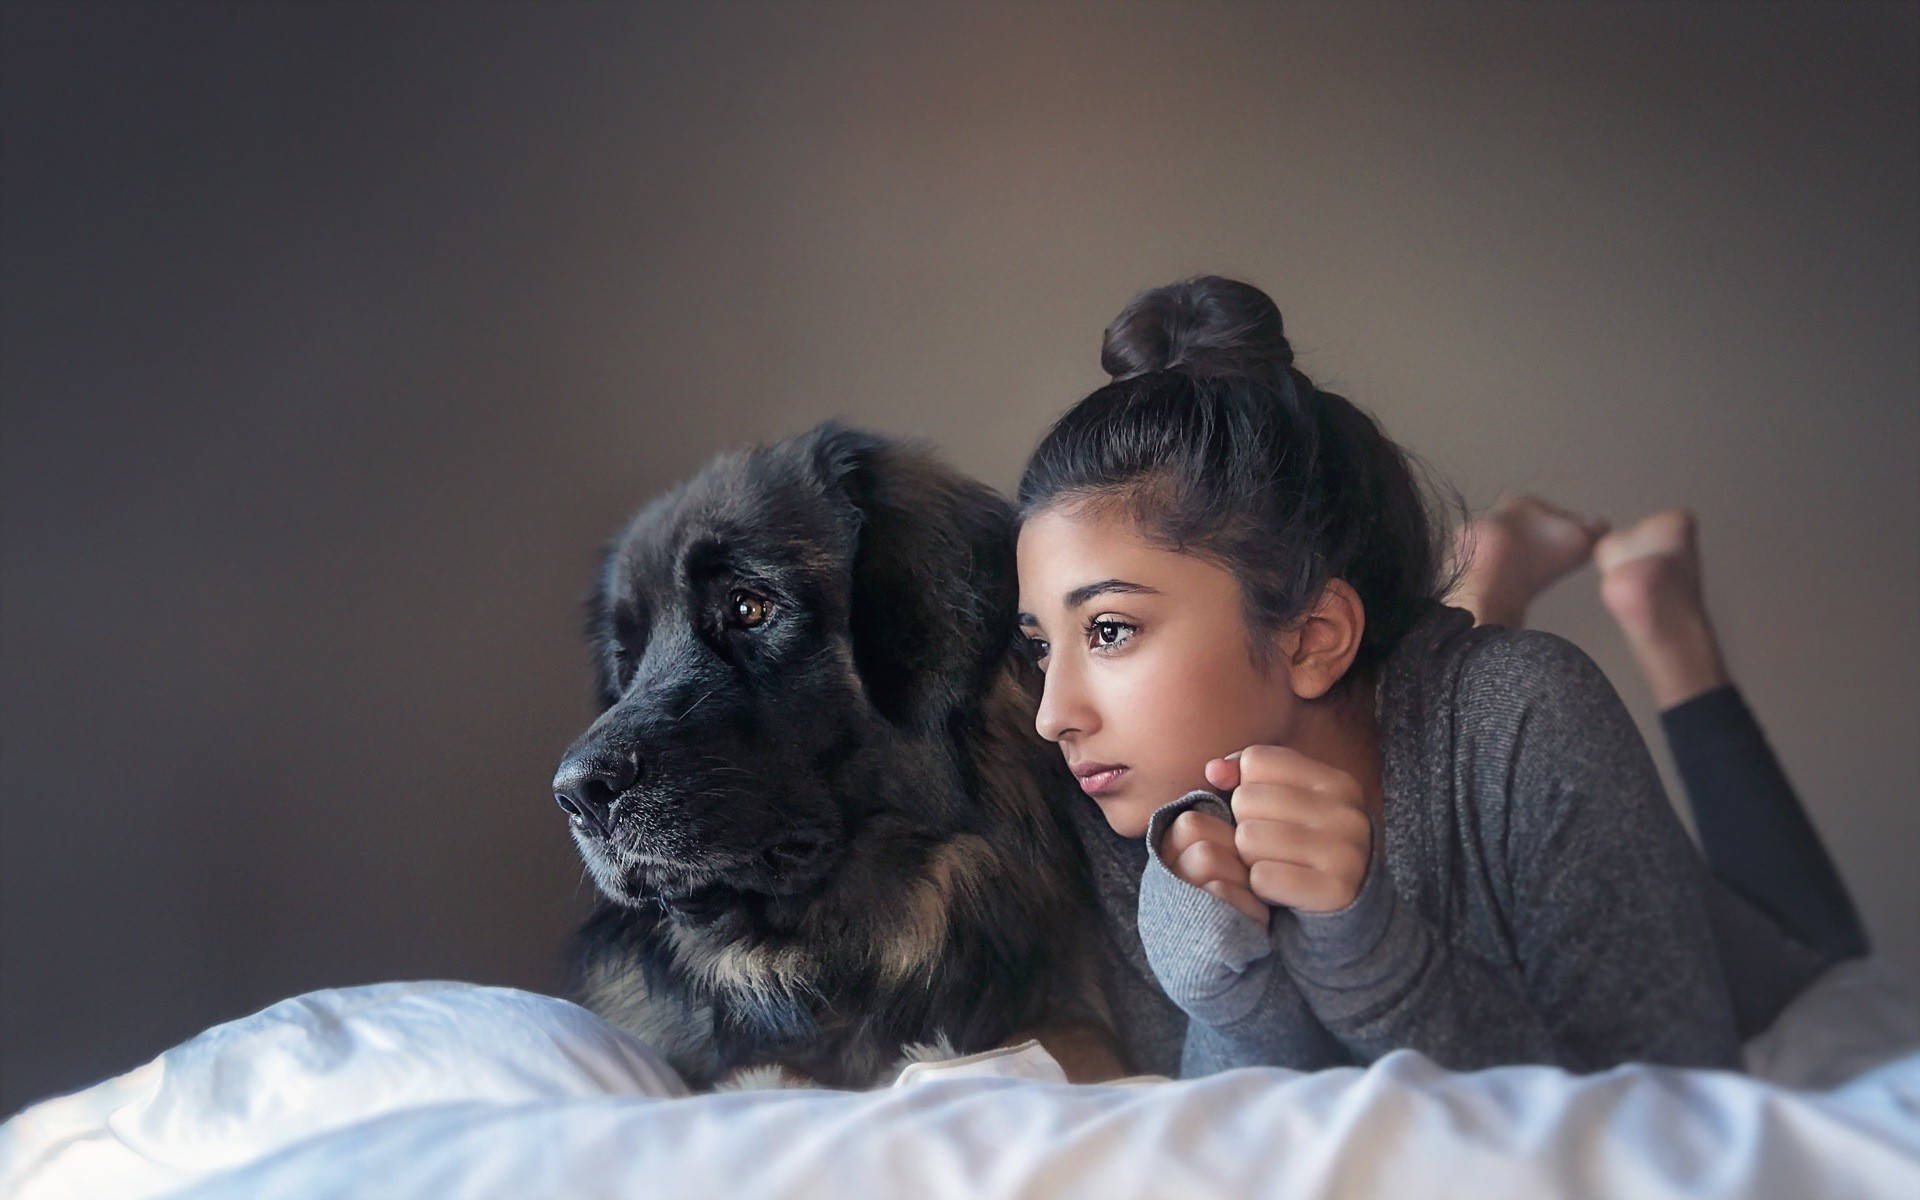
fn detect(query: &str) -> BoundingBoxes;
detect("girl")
[1013,276,1857,1078]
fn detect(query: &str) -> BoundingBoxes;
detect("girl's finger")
[1203,879,1269,924]
[1233,788,1372,846]
[1247,859,1350,912]
[1228,780,1329,825]
[1159,809,1234,863]
[1232,817,1324,867]
[1235,743,1354,793]
[1174,836,1251,891]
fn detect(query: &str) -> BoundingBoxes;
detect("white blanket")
[4,963,1917,1199]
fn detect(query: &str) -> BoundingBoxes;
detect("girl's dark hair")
[1017,276,1465,682]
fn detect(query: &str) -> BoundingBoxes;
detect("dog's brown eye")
[728,590,773,629]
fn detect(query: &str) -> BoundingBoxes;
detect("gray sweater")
[1067,604,1830,1078]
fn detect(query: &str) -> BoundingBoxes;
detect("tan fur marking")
[880,834,994,982]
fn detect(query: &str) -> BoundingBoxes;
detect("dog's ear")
[799,422,1018,732]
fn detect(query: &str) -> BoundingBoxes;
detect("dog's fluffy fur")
[553,423,1104,1089]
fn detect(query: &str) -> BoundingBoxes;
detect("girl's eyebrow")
[1064,578,1159,609]
[1017,579,1160,627]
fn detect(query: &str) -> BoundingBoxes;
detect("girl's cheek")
[1105,663,1161,720]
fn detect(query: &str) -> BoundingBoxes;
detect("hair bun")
[1099,276,1295,384]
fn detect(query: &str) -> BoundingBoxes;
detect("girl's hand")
[1205,746,1374,913]
[1157,808,1269,924]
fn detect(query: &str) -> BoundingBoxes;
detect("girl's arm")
[1140,792,1584,1071]
[1295,632,1744,1070]
[1139,634,1749,1073]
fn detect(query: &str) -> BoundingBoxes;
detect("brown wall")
[4,2,1914,1112]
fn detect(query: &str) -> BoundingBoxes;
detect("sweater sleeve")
[1280,632,1744,1072]
[1136,786,1641,1071]
[1136,792,1352,1072]
[1274,830,1563,1067]
[1136,791,1278,1028]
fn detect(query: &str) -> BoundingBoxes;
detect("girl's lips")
[1077,766,1128,796]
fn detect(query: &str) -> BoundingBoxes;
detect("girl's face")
[1015,504,1308,838]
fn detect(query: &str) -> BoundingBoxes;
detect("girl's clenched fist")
[1154,745,1375,921]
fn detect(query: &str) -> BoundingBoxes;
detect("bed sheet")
[3,962,1916,1199]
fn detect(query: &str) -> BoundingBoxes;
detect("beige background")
[3,2,1914,1111]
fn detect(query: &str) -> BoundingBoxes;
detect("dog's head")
[552,422,1027,924]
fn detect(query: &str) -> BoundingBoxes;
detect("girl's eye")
[727,590,774,629]
[1020,635,1050,666]
[1088,618,1136,650]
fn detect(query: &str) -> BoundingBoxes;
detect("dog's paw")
[713,1063,817,1092]
[888,1032,962,1074]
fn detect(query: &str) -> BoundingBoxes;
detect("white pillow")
[0,980,686,1200]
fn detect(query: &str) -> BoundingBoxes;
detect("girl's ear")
[1280,579,1366,700]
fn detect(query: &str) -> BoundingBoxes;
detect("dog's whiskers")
[676,689,717,722]
[695,754,756,783]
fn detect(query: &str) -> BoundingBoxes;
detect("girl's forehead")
[1019,503,1143,551]
[1017,506,1233,609]
[1017,506,1160,579]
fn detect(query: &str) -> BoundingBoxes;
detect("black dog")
[551,423,1107,1088]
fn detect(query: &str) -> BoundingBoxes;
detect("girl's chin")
[1094,773,1219,840]
[1094,795,1157,840]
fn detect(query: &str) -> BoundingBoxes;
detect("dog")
[550,423,1111,1089]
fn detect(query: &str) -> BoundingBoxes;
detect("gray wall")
[3,2,1914,1112]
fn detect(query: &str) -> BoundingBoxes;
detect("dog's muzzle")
[551,748,635,841]
[552,746,843,910]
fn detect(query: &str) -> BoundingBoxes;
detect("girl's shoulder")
[1388,605,1615,723]
[1442,624,1645,785]
[1382,611,1665,876]
[1386,607,1631,762]
[1388,613,1661,852]
[1454,624,1615,707]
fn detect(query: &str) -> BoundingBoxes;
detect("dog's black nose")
[551,751,636,840]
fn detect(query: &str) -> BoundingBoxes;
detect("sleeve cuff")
[1277,812,1402,978]
[1137,790,1277,1027]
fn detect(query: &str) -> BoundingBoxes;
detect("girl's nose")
[1034,656,1094,743]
